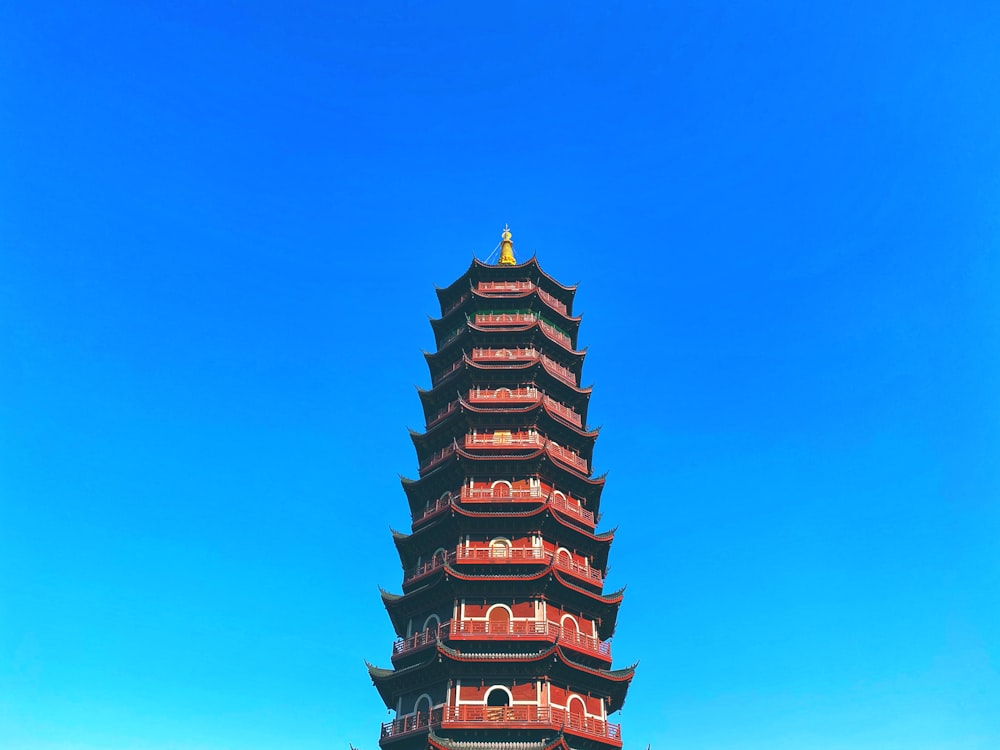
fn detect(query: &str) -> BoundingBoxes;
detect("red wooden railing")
[475,312,537,326]
[477,281,534,293]
[392,619,612,659]
[547,492,595,525]
[460,431,587,472]
[543,395,583,426]
[460,485,543,500]
[436,358,466,383]
[465,431,542,449]
[381,704,621,744]
[538,319,572,347]
[464,387,582,426]
[467,348,577,387]
[411,488,594,527]
[539,354,576,386]
[468,386,538,402]
[428,399,459,428]
[537,287,568,314]
[443,293,470,316]
[403,544,602,584]
[420,443,455,472]
[412,495,455,525]
[440,326,465,348]
[546,442,588,472]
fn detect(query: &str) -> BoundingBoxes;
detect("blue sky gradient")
[2,3,998,749]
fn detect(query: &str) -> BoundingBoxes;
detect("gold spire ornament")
[498,224,516,265]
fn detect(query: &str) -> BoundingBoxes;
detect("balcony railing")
[459,432,587,471]
[443,292,470,317]
[465,387,581,426]
[546,442,589,473]
[443,705,621,743]
[439,326,465,348]
[459,486,594,525]
[381,704,621,744]
[428,400,459,428]
[468,386,539,403]
[468,348,577,387]
[465,431,543,449]
[472,346,538,362]
[475,312,537,326]
[393,619,611,659]
[456,546,602,583]
[404,544,602,584]
[411,486,594,527]
[420,443,455,472]
[537,287,568,315]
[537,319,572,347]
[477,281,534,293]
[412,495,455,525]
[460,485,543,501]
[539,354,576,386]
[548,492,595,525]
[435,357,466,384]
[543,395,582,426]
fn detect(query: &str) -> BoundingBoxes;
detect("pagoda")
[368,227,635,750]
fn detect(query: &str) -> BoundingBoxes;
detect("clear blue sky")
[1,3,998,749]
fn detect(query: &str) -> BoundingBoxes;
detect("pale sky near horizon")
[2,3,998,749]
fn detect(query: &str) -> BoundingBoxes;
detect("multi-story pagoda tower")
[369,227,635,750]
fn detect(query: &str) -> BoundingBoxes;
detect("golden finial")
[498,223,516,265]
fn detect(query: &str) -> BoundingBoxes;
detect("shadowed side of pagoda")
[368,228,636,750]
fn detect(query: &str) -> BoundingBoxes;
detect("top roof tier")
[435,228,577,317]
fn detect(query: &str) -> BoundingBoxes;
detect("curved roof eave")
[464,287,583,324]
[434,259,479,301]
[469,256,578,295]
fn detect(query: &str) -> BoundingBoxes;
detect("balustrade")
[435,357,465,384]
[468,386,539,402]
[420,443,455,472]
[439,326,465,348]
[412,495,454,525]
[403,543,601,584]
[456,485,593,525]
[443,293,470,316]
[427,400,459,428]
[547,442,588,472]
[477,280,534,293]
[543,395,582,426]
[539,354,576,385]
[472,347,538,361]
[393,618,612,659]
[474,312,537,326]
[460,485,543,501]
[464,431,543,449]
[537,287,568,314]
[538,319,572,347]
[380,704,620,743]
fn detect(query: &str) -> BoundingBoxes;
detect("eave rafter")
[369,642,635,712]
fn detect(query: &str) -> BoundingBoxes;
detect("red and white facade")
[369,236,635,750]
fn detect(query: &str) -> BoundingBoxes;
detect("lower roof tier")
[395,506,614,570]
[380,568,624,640]
[369,642,636,713]
[423,357,592,406]
[402,456,606,517]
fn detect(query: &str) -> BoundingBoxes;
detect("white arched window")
[422,614,441,633]
[489,537,512,557]
[413,693,432,717]
[491,480,512,498]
